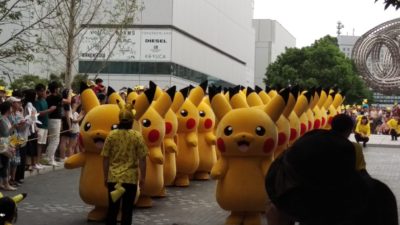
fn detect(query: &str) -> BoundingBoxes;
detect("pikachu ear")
[246,87,263,107]
[12,193,27,204]
[153,86,176,118]
[107,86,125,105]
[134,86,155,120]
[127,91,138,106]
[209,86,232,121]
[229,86,248,109]
[255,86,271,104]
[293,92,310,117]
[317,88,328,108]
[265,87,290,123]
[149,81,164,100]
[188,81,207,107]
[282,87,298,118]
[79,81,100,113]
[171,90,185,112]
[323,90,334,109]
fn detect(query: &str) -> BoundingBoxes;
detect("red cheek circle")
[165,122,173,134]
[308,121,312,130]
[148,129,160,143]
[290,128,297,141]
[278,132,286,146]
[217,138,225,152]
[79,133,84,148]
[321,117,326,126]
[204,119,213,129]
[314,119,321,129]
[328,117,333,125]
[300,123,307,136]
[186,118,196,129]
[264,138,275,154]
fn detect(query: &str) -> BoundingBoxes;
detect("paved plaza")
[6,135,400,225]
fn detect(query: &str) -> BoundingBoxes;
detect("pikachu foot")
[135,195,153,208]
[225,211,244,225]
[243,213,261,225]
[193,171,210,180]
[174,175,190,187]
[153,187,167,198]
[87,206,107,222]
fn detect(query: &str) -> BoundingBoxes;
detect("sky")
[253,0,400,48]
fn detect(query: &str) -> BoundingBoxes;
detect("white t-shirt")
[70,112,80,134]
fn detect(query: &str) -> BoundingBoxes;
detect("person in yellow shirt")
[387,116,400,141]
[101,105,148,225]
[354,116,371,147]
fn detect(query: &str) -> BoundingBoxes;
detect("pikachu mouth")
[93,137,105,150]
[237,140,250,152]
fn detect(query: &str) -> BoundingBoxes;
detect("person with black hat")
[266,129,398,225]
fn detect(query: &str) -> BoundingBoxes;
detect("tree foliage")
[9,75,48,90]
[264,35,373,104]
[375,0,400,10]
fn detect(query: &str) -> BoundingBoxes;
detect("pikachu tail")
[110,183,126,203]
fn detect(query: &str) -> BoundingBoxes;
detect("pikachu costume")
[210,86,288,225]
[174,81,207,186]
[0,192,27,225]
[64,82,152,221]
[194,96,217,180]
[136,85,176,207]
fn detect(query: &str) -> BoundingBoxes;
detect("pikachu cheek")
[278,132,286,146]
[314,119,321,129]
[186,118,196,129]
[79,133,84,148]
[148,129,160,143]
[308,121,312,130]
[217,138,225,152]
[328,117,333,125]
[204,119,213,129]
[264,138,275,154]
[290,128,297,141]
[165,122,173,134]
[300,123,307,136]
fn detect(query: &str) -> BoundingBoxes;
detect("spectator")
[33,83,56,168]
[45,81,70,166]
[67,96,84,156]
[94,78,106,94]
[330,114,367,174]
[0,101,16,191]
[266,129,398,225]
[354,116,371,147]
[0,86,5,104]
[387,116,400,141]
[59,88,72,162]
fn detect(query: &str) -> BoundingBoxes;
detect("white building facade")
[79,0,256,90]
[252,19,296,88]
[337,35,359,58]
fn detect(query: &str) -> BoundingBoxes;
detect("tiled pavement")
[6,136,400,225]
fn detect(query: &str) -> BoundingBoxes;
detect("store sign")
[79,28,171,62]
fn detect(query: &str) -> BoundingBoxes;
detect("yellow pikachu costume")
[173,82,207,186]
[326,90,345,129]
[136,85,176,207]
[64,82,152,221]
[306,88,318,131]
[194,96,217,180]
[210,86,288,225]
[298,91,313,136]
[0,192,27,225]
[312,87,323,129]
[317,88,329,128]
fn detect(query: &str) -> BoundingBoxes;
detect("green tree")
[71,74,88,94]
[264,35,373,104]
[0,78,7,87]
[9,75,48,90]
[375,0,400,10]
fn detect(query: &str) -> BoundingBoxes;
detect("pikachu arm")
[148,146,164,164]
[64,152,86,169]
[164,138,178,154]
[210,157,228,180]
[261,156,274,176]
[186,131,198,147]
[205,132,217,146]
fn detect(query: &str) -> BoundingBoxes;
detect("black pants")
[354,133,369,144]
[106,182,137,225]
[390,129,399,140]
[15,145,27,181]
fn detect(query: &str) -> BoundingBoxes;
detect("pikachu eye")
[180,109,188,117]
[142,119,151,127]
[111,124,118,130]
[224,126,233,136]
[255,126,266,136]
[84,122,91,131]
[199,110,206,117]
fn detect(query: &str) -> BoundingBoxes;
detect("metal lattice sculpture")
[352,18,400,95]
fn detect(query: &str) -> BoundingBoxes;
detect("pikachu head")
[210,86,288,157]
[197,96,216,132]
[172,81,207,133]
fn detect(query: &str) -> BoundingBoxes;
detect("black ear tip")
[255,86,263,94]
[166,86,176,100]
[107,86,115,97]
[200,80,208,92]
[79,82,89,94]
[127,88,133,95]
[246,87,255,97]
[144,85,156,102]
[208,86,219,101]
[229,86,241,99]
[280,87,291,104]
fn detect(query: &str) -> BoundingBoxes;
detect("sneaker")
[34,164,43,169]
[50,161,59,167]
[40,158,50,165]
